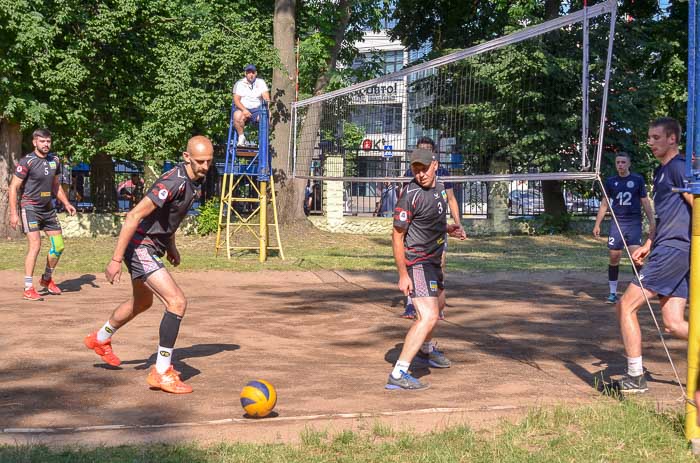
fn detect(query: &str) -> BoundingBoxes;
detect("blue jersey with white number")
[652,155,691,251]
[604,173,647,222]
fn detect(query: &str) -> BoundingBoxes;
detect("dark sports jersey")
[393,179,448,266]
[652,155,691,251]
[133,163,201,254]
[404,166,453,190]
[14,152,60,210]
[604,173,647,222]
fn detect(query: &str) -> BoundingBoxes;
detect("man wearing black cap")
[386,148,466,391]
[233,64,271,147]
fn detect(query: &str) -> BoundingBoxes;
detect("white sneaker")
[237,134,246,147]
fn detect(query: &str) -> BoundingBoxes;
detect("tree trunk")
[91,153,117,212]
[542,180,567,218]
[0,118,23,239]
[271,0,304,224]
[486,158,509,234]
[283,0,352,224]
[541,0,566,220]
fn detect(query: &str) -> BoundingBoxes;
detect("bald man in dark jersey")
[84,135,214,394]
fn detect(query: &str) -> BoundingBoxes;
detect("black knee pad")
[159,310,183,349]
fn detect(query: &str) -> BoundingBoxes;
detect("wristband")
[111,258,123,263]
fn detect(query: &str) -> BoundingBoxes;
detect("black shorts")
[125,244,165,280]
[21,206,61,233]
[408,262,444,298]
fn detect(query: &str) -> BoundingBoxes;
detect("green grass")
[0,401,694,462]
[0,224,615,274]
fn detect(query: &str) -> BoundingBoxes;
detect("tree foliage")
[0,0,276,163]
[390,0,688,184]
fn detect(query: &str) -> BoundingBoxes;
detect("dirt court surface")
[0,269,688,447]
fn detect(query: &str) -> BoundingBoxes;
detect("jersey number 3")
[616,191,631,206]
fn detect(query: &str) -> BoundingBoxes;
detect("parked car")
[567,196,600,214]
[508,190,545,215]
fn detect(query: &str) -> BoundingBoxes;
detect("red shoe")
[23,287,44,301]
[147,365,192,394]
[84,332,121,366]
[39,277,62,295]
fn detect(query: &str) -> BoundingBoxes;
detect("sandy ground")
[0,269,688,446]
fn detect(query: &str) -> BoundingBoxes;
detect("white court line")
[2,405,520,434]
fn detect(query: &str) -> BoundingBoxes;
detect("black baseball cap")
[409,148,437,165]
[244,64,257,72]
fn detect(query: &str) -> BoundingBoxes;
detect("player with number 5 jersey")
[593,152,655,304]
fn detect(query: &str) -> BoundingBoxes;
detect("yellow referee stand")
[215,102,284,262]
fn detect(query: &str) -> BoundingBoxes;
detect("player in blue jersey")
[613,117,690,393]
[593,153,655,304]
[401,137,462,319]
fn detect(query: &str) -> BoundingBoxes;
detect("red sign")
[361,139,373,151]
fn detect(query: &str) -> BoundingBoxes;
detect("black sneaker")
[612,373,648,393]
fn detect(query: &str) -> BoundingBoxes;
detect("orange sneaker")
[23,287,44,301]
[84,332,121,366]
[39,277,62,295]
[147,365,193,394]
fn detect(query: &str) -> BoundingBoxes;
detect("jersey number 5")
[616,191,631,206]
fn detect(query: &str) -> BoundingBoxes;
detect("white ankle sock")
[609,280,618,294]
[627,356,643,377]
[156,346,174,374]
[391,360,411,379]
[97,321,117,343]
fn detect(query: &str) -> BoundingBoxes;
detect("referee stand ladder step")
[215,101,284,262]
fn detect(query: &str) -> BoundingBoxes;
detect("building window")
[353,50,404,76]
[350,104,402,134]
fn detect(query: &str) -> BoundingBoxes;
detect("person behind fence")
[8,128,76,301]
[304,180,314,216]
[614,117,690,394]
[402,136,463,319]
[374,181,398,217]
[233,64,270,147]
[84,135,214,394]
[387,148,466,391]
[57,154,72,211]
[118,173,144,209]
[592,152,655,304]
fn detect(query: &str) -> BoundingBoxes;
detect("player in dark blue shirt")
[401,137,462,319]
[387,148,466,390]
[84,135,214,395]
[614,117,691,394]
[593,153,655,304]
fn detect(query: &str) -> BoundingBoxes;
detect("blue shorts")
[632,245,690,298]
[247,107,263,123]
[608,220,642,250]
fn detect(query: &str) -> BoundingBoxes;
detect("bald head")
[187,135,214,156]
[183,135,214,181]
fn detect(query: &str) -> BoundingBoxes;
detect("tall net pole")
[686,0,700,448]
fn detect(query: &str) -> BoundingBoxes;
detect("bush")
[533,212,571,234]
[195,196,220,235]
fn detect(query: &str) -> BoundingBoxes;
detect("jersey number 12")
[616,191,631,206]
